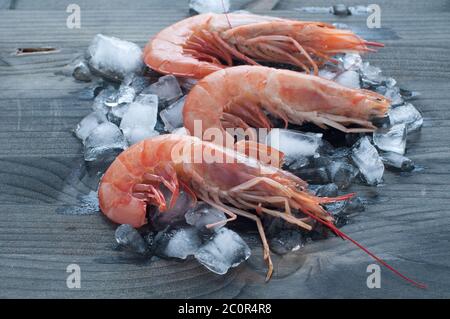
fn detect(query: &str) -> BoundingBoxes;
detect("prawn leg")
[99,134,426,288]
[183,66,390,137]
[136,162,182,211]
[204,198,273,281]
[144,13,383,79]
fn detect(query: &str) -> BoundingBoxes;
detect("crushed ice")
[87,34,144,81]
[68,34,426,277]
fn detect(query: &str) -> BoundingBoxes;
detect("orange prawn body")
[99,134,330,229]
[99,134,350,280]
[144,13,383,79]
[98,134,425,287]
[183,65,390,135]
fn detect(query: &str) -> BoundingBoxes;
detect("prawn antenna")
[222,0,232,29]
[303,209,427,289]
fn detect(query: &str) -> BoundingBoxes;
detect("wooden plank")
[276,0,450,13]
[244,0,280,11]
[1,155,450,206]
[11,0,254,11]
[0,0,13,10]
[0,8,449,298]
[1,11,450,53]
[11,0,450,13]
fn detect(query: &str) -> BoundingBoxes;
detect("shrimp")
[183,65,390,137]
[98,134,425,288]
[144,13,383,79]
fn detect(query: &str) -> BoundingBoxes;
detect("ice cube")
[118,86,135,105]
[172,127,189,136]
[84,122,127,161]
[295,167,330,184]
[92,86,117,114]
[318,68,337,80]
[178,77,198,92]
[107,103,129,126]
[232,10,252,15]
[185,202,227,231]
[161,227,202,260]
[384,77,397,88]
[189,0,230,14]
[348,5,370,15]
[323,199,347,215]
[351,136,384,185]
[134,93,159,105]
[381,151,415,172]
[115,224,148,254]
[144,231,157,249]
[332,4,350,16]
[87,34,144,81]
[389,103,423,132]
[312,155,333,168]
[125,127,159,145]
[120,97,159,145]
[122,74,150,96]
[399,88,421,101]
[384,86,403,106]
[323,200,350,227]
[72,60,93,82]
[373,124,407,154]
[360,62,383,84]
[331,147,352,159]
[144,75,183,105]
[335,70,361,89]
[160,96,186,132]
[298,7,332,14]
[324,196,365,227]
[74,111,107,142]
[269,229,303,255]
[194,227,251,275]
[283,156,310,171]
[342,53,362,71]
[345,196,366,214]
[56,190,100,216]
[266,129,322,160]
[150,190,196,230]
[312,183,338,197]
[327,161,359,189]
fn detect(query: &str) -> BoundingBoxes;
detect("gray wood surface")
[0,1,449,298]
[5,0,254,11]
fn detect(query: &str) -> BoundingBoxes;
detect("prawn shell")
[183,65,389,135]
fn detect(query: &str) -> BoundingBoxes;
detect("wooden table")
[0,0,449,298]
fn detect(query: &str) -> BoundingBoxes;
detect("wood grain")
[276,0,450,13]
[8,0,254,11]
[0,0,13,10]
[244,0,280,11]
[0,3,449,298]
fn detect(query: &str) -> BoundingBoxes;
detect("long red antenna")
[302,207,427,289]
[222,0,232,29]
[365,40,385,47]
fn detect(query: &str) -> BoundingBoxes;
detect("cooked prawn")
[183,65,390,137]
[98,134,424,288]
[144,13,383,79]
